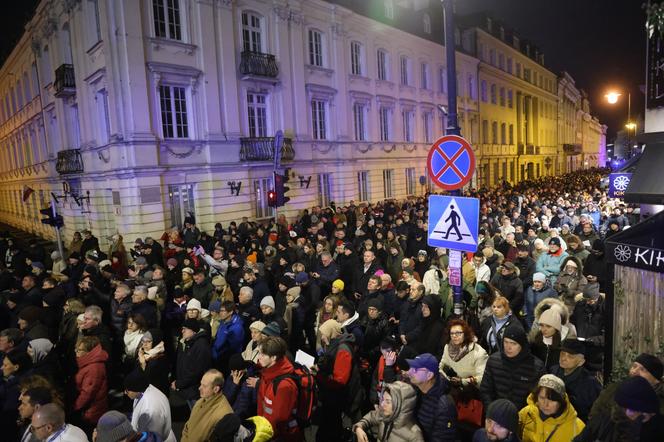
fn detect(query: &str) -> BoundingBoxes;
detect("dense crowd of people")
[0,167,662,442]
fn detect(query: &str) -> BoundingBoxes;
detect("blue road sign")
[608,173,632,198]
[427,195,480,253]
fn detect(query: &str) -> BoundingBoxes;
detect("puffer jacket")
[491,269,524,314]
[74,344,109,424]
[518,393,585,442]
[553,256,587,311]
[480,346,545,410]
[536,249,569,285]
[524,280,558,328]
[415,374,457,441]
[354,381,425,442]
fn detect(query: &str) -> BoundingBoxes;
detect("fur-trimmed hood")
[534,297,570,325]
[558,255,584,277]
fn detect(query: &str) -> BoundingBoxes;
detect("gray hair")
[239,286,254,298]
[133,285,148,297]
[34,403,65,427]
[84,306,103,323]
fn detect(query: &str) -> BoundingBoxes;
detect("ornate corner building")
[0,0,605,249]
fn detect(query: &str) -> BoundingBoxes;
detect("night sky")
[0,0,647,140]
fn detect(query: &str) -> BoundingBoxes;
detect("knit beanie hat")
[533,272,547,283]
[95,410,135,442]
[332,279,345,291]
[123,370,149,392]
[186,298,202,312]
[503,322,528,348]
[367,298,383,311]
[486,399,518,433]
[634,353,664,380]
[211,275,227,287]
[260,296,276,310]
[582,282,601,300]
[181,318,201,333]
[539,308,562,332]
[538,374,566,398]
[208,300,222,313]
[166,258,178,268]
[261,321,281,337]
[249,320,266,332]
[614,376,659,413]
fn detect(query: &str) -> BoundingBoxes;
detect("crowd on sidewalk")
[0,167,662,442]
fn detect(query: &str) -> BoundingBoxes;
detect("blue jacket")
[536,251,569,285]
[524,283,558,328]
[416,374,458,441]
[222,371,257,419]
[212,313,245,360]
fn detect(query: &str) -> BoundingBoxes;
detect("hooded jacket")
[553,256,587,311]
[528,298,577,343]
[536,248,569,285]
[257,356,300,441]
[74,344,109,424]
[518,392,585,442]
[354,381,425,442]
[416,295,445,357]
[131,384,177,442]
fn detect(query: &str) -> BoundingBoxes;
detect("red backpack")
[272,362,318,427]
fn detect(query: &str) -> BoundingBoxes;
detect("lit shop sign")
[608,242,664,273]
[608,173,632,199]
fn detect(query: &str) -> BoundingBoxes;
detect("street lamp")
[605,90,636,157]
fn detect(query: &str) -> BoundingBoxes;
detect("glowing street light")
[605,92,621,104]
[625,122,637,131]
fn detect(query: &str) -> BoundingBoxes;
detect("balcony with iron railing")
[53,64,76,97]
[563,143,583,155]
[239,137,294,162]
[240,51,279,78]
[55,148,84,174]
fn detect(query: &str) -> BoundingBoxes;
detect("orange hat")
[246,253,257,264]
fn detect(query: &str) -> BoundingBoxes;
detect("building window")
[509,124,514,144]
[379,106,391,141]
[247,91,268,137]
[498,53,505,70]
[400,56,410,86]
[524,68,531,83]
[317,173,331,207]
[358,171,370,201]
[385,0,394,19]
[253,178,274,219]
[311,99,327,140]
[383,169,394,198]
[467,74,475,99]
[308,29,323,67]
[421,63,429,89]
[153,0,182,41]
[242,12,263,53]
[377,49,388,81]
[499,87,505,106]
[350,41,363,75]
[169,184,195,228]
[489,49,496,65]
[481,80,487,102]
[507,90,513,108]
[516,62,521,78]
[402,110,413,142]
[491,121,498,144]
[507,57,513,74]
[501,123,506,144]
[423,111,433,143]
[405,167,416,195]
[482,120,488,144]
[96,89,111,144]
[423,14,431,34]
[159,85,188,138]
[439,67,447,93]
[490,84,497,104]
[353,102,366,141]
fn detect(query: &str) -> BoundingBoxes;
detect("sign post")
[426,135,477,315]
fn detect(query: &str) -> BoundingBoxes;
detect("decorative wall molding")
[404,144,417,153]
[382,144,397,153]
[312,142,334,154]
[357,144,373,153]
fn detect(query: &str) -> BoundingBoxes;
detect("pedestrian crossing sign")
[427,195,480,252]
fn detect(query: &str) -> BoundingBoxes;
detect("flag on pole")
[22,185,34,203]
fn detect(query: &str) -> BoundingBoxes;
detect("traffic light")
[274,171,291,207]
[40,205,64,228]
[267,189,277,207]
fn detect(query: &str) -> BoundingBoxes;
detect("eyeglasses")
[450,331,464,336]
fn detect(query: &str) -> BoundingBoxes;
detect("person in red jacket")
[256,336,301,441]
[73,336,109,434]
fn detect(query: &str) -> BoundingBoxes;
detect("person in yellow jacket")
[518,374,585,442]
[181,369,234,442]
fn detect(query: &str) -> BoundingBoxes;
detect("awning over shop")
[625,132,664,205]
[606,209,664,273]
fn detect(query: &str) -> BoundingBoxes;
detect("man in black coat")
[79,229,100,259]
[130,286,158,329]
[172,319,212,408]
[490,262,524,314]
[480,322,545,410]
[570,282,605,371]
[335,242,359,297]
[513,243,536,289]
[399,282,424,347]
